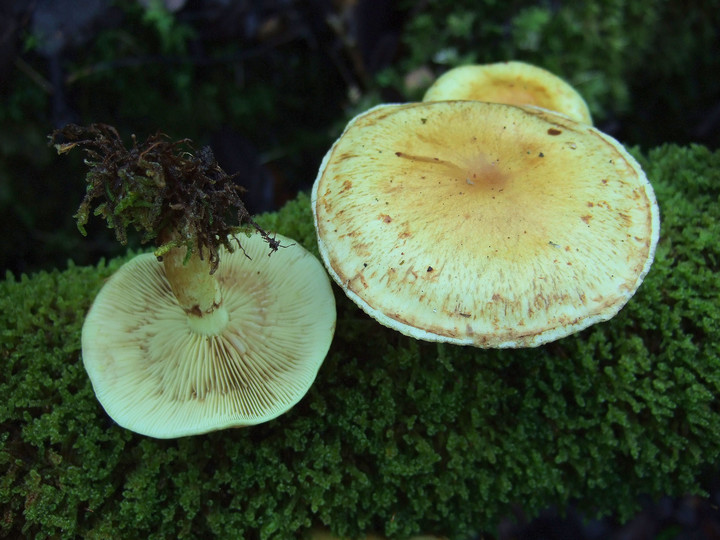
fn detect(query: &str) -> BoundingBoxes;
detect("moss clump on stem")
[50,123,278,314]
[51,123,278,270]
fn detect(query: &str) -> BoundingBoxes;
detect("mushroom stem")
[163,246,222,316]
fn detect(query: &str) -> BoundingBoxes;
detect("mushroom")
[311,101,659,348]
[82,230,336,438]
[51,124,336,437]
[423,61,593,124]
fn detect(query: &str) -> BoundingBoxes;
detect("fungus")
[82,231,335,437]
[53,124,336,437]
[311,101,659,348]
[423,61,593,124]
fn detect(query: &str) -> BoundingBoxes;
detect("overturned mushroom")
[312,101,658,348]
[423,61,593,124]
[53,124,336,437]
[82,231,336,438]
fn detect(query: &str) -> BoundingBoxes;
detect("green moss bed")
[1,144,719,539]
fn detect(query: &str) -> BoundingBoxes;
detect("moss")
[1,144,719,539]
[51,124,277,272]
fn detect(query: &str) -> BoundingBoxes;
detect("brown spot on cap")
[547,128,562,136]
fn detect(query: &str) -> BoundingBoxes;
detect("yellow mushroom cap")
[312,101,659,348]
[423,61,593,125]
[81,231,336,438]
